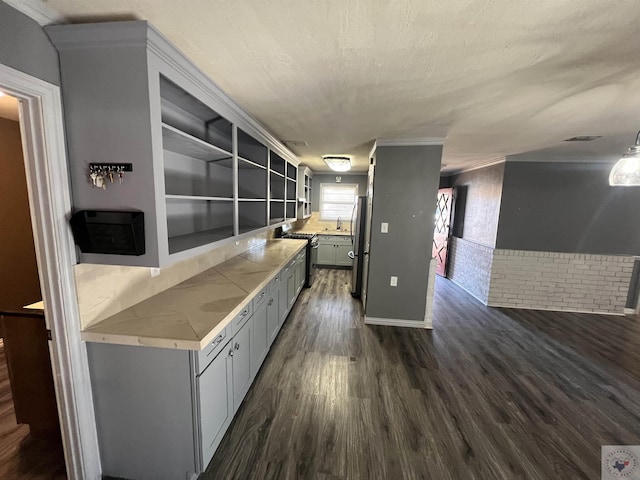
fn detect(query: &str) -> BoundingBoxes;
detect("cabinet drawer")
[196,328,229,374]
[231,303,253,335]
[253,285,268,310]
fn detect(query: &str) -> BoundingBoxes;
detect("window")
[320,183,358,221]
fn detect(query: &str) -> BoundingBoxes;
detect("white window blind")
[320,183,358,221]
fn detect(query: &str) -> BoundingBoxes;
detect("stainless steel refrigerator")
[350,196,367,297]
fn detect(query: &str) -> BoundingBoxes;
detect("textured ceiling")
[45,0,640,173]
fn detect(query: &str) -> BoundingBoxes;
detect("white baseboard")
[364,316,432,329]
[489,302,625,316]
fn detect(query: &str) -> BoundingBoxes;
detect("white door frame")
[0,63,101,479]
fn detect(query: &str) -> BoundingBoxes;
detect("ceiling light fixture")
[323,155,351,172]
[609,131,640,186]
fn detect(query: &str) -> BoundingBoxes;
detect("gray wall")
[448,163,504,247]
[311,173,368,211]
[0,3,61,85]
[366,145,442,321]
[496,161,640,255]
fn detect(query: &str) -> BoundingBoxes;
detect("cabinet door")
[251,300,267,380]
[296,256,305,292]
[278,266,289,324]
[287,269,296,310]
[317,243,335,265]
[232,317,252,411]
[335,243,353,267]
[198,344,233,469]
[267,279,280,346]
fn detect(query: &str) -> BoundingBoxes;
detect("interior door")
[361,160,375,308]
[432,188,454,277]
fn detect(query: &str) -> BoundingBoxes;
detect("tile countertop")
[81,239,306,351]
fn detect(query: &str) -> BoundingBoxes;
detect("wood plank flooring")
[0,340,66,480]
[203,269,640,480]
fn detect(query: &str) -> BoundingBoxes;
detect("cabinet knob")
[229,349,234,357]
[234,342,240,351]
[268,299,273,306]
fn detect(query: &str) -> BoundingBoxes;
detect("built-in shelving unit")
[160,76,236,252]
[297,167,313,218]
[48,21,300,267]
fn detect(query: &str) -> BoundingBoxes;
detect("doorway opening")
[0,91,67,478]
[0,63,101,479]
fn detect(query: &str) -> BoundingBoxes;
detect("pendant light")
[609,131,640,186]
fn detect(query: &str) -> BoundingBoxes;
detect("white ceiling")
[43,0,640,173]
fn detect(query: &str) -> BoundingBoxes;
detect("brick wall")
[488,250,635,314]
[447,237,494,303]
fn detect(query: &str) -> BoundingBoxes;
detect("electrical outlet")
[390,276,398,287]
[381,222,388,233]
[150,268,160,278]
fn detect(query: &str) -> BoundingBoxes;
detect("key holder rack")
[89,163,133,190]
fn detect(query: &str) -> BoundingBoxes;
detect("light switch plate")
[381,222,388,233]
[390,276,398,287]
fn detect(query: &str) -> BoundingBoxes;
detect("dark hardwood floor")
[0,340,66,480]
[203,268,640,480]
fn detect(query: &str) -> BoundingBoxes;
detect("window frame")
[319,183,359,221]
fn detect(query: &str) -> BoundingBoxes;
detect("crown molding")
[444,157,506,176]
[376,137,445,147]
[3,0,65,26]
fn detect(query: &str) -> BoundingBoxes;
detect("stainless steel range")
[278,229,318,287]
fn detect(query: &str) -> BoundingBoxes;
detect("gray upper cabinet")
[47,21,299,267]
[297,166,313,219]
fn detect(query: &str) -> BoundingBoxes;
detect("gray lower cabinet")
[198,345,233,470]
[287,264,296,310]
[279,263,291,324]
[335,243,353,266]
[317,243,335,265]
[267,276,281,346]
[85,249,306,479]
[87,343,206,480]
[250,299,268,380]
[317,235,353,267]
[231,315,252,412]
[294,251,306,295]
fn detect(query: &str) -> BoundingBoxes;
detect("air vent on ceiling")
[282,140,308,147]
[564,136,603,142]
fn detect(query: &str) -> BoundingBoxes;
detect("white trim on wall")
[0,62,101,479]
[376,137,445,146]
[445,157,506,176]
[364,316,431,329]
